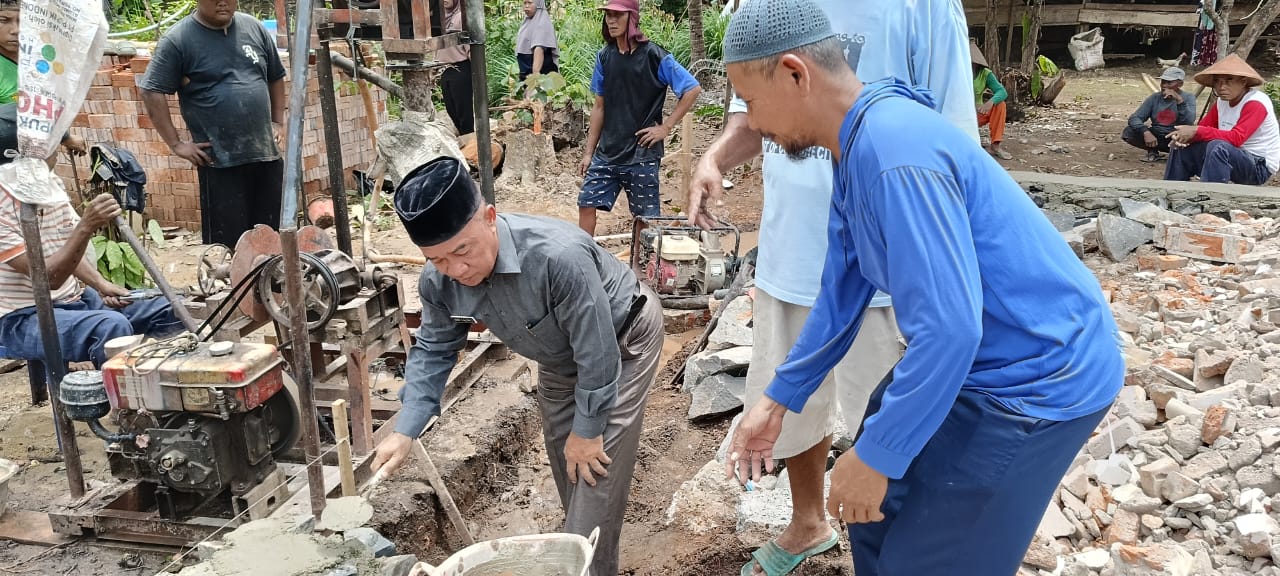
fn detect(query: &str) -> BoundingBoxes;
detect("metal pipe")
[87,419,136,444]
[18,203,84,499]
[112,216,199,334]
[282,0,327,522]
[329,52,403,99]
[315,45,354,256]
[463,0,495,204]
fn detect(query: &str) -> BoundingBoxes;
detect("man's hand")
[1170,125,1198,146]
[978,101,994,115]
[81,193,122,230]
[97,283,130,309]
[1162,88,1183,103]
[564,431,611,487]
[1143,130,1158,148]
[579,155,592,178]
[687,154,725,229]
[724,397,785,485]
[826,449,889,524]
[172,141,213,167]
[370,432,414,477]
[271,122,284,148]
[62,135,87,156]
[636,124,671,148]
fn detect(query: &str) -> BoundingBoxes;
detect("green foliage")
[483,0,724,108]
[1265,79,1280,118]
[523,71,592,109]
[92,235,150,289]
[694,103,723,119]
[702,9,730,62]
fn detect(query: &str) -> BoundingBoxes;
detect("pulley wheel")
[230,225,282,321]
[196,243,232,296]
[255,252,341,331]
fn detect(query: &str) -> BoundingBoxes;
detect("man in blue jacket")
[720,0,1123,574]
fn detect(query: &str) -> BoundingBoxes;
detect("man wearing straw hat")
[719,0,1123,573]
[370,157,663,576]
[1165,54,1280,185]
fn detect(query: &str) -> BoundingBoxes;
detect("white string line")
[153,439,349,575]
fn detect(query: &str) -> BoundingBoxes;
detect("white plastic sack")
[1068,27,1105,71]
[16,0,108,163]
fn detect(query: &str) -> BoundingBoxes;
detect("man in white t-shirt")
[687,1,976,574]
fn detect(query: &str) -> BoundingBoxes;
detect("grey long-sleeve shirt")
[396,213,642,440]
[1128,90,1197,135]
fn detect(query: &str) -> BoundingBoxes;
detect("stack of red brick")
[53,44,387,231]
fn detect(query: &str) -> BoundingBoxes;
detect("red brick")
[112,100,139,116]
[144,141,170,156]
[138,114,154,129]
[110,72,134,87]
[93,69,112,86]
[87,86,113,101]
[88,114,113,129]
[112,128,148,142]
[116,87,138,101]
[72,112,89,127]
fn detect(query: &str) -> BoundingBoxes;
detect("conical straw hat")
[1193,54,1264,87]
[970,41,988,68]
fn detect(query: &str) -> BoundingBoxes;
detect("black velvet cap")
[394,156,481,247]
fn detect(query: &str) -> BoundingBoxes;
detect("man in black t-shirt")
[577,0,701,236]
[140,0,286,247]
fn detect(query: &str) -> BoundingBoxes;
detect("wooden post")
[333,399,357,498]
[679,114,693,201]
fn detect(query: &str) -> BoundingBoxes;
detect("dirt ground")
[988,63,1280,184]
[0,63,1265,574]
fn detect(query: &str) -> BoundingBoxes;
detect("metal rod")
[112,216,199,334]
[315,45,353,256]
[463,0,495,204]
[282,0,327,522]
[17,203,84,499]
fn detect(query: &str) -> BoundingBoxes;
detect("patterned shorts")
[579,159,661,217]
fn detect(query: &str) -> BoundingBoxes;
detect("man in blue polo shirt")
[720,0,1123,574]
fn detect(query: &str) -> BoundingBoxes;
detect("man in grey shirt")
[1122,67,1196,163]
[370,157,663,576]
[140,0,285,247]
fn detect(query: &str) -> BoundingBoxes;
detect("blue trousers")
[848,377,1111,576]
[1164,139,1273,185]
[0,288,181,367]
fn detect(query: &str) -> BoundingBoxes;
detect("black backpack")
[89,144,147,213]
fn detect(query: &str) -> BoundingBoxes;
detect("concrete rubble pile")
[682,289,755,420]
[1020,201,1280,576]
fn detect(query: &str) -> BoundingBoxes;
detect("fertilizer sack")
[16,0,107,163]
[1068,27,1105,71]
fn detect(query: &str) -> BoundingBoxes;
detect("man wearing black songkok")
[370,156,662,576]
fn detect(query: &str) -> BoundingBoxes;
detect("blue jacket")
[766,80,1124,479]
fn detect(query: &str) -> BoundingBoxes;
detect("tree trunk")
[689,0,706,65]
[1020,0,1044,75]
[984,0,1001,71]
[1204,0,1234,61]
[1232,0,1280,59]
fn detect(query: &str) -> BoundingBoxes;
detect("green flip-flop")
[739,529,840,576]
